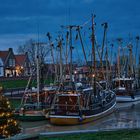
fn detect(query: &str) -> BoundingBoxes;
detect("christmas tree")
[0,91,21,138]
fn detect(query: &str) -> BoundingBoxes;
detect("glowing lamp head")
[74,71,77,74]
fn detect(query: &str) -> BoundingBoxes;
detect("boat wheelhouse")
[113,77,140,102]
[49,81,116,125]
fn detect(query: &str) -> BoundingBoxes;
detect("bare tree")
[17,39,50,65]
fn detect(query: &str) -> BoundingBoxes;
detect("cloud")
[0,0,139,52]
[4,16,31,21]
[0,34,45,52]
[82,0,94,4]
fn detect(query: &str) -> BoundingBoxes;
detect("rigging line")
[77,25,92,60]
[76,47,82,64]
[74,40,82,64]
[36,0,41,44]
[65,0,68,25]
[80,17,92,28]
[82,31,91,58]
[85,33,92,61]
[77,27,89,65]
[68,0,71,25]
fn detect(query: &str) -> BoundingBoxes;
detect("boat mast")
[91,14,96,94]
[135,36,139,77]
[46,33,58,83]
[57,36,63,83]
[69,26,73,84]
[101,22,108,81]
[128,44,133,77]
[110,43,114,79]
[101,23,108,68]
[77,26,88,64]
[117,38,122,86]
[61,25,77,85]
[65,31,69,77]
[36,42,40,108]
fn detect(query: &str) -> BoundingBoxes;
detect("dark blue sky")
[0,0,139,53]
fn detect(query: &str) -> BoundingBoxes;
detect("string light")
[0,94,21,138]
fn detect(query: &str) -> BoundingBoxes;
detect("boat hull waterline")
[15,110,49,121]
[50,102,116,125]
[116,95,140,102]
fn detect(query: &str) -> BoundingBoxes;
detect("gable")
[0,58,3,66]
[0,51,9,63]
[4,48,16,66]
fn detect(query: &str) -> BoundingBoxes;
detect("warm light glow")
[2,113,5,116]
[0,94,21,138]
[21,107,24,111]
[7,101,10,104]
[6,113,10,117]
[14,121,17,125]
[92,74,95,78]
[74,70,77,74]
[15,66,24,76]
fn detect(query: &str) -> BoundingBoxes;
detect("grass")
[0,80,28,89]
[0,77,54,89]
[39,129,140,140]
[9,99,21,109]
[44,78,54,85]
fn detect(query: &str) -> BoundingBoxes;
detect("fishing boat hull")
[115,89,140,102]
[116,95,140,102]
[50,101,116,125]
[15,110,46,121]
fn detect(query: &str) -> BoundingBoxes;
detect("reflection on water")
[21,101,140,135]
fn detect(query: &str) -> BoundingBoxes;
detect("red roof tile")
[15,54,26,66]
[0,51,9,62]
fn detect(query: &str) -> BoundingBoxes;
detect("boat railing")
[50,108,80,116]
[52,104,80,108]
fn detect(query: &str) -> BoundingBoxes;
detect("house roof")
[15,54,26,66]
[0,51,9,62]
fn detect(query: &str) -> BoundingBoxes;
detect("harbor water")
[20,101,140,135]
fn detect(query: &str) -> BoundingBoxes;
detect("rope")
[80,17,92,28]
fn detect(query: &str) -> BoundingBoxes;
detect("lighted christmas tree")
[0,93,21,138]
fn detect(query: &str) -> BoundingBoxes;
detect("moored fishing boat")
[14,42,56,121]
[113,39,140,102]
[14,90,53,121]
[15,104,46,121]
[113,77,140,102]
[49,15,116,125]
[49,82,116,125]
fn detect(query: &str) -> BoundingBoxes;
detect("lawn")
[40,129,140,140]
[0,77,54,89]
[0,79,29,89]
[9,99,21,109]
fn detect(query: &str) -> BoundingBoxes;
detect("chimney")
[9,48,13,52]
